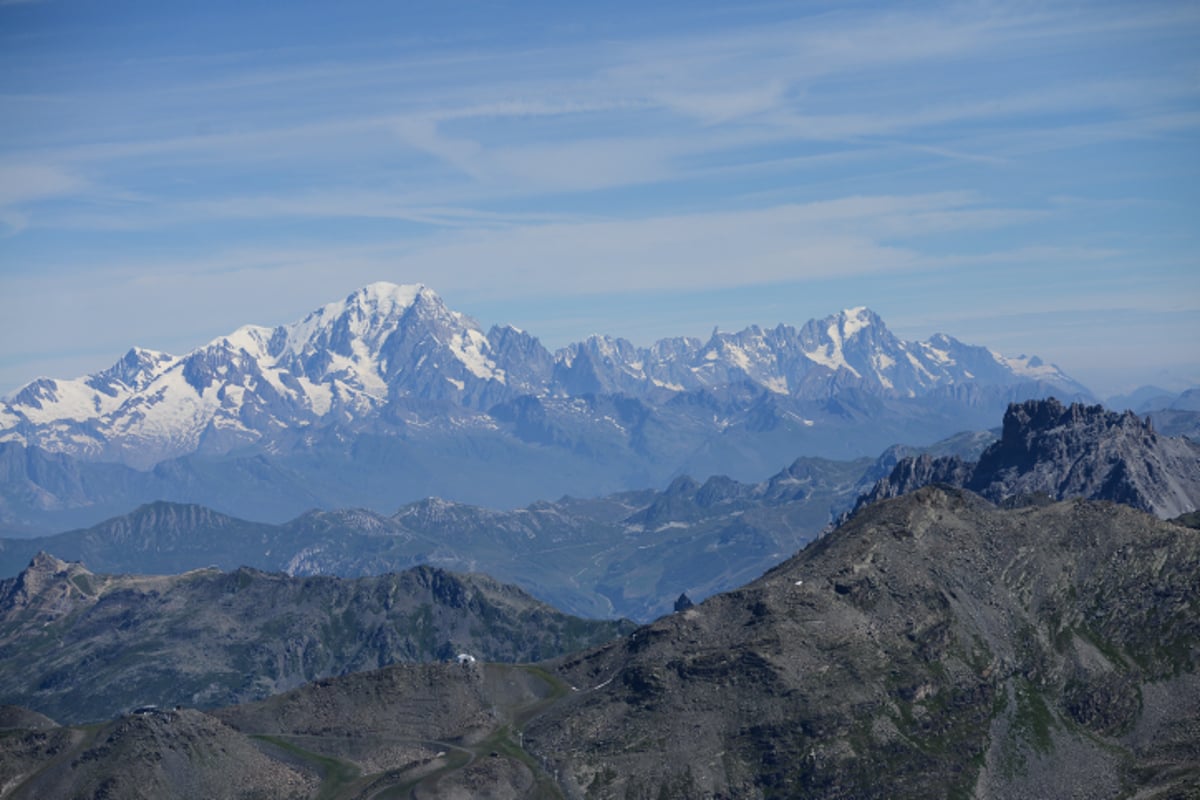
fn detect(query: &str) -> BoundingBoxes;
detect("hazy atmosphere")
[2,0,1197,397]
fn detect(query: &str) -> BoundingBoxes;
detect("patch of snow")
[761,376,789,394]
[296,377,331,416]
[841,306,872,339]
[804,321,861,377]
[445,376,465,391]
[12,378,128,424]
[220,325,273,360]
[806,340,860,377]
[449,328,501,381]
[921,342,953,365]
[992,351,1063,381]
[905,351,935,380]
[724,344,752,371]
[870,353,896,389]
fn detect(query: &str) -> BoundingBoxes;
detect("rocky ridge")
[523,487,1200,798]
[856,397,1200,519]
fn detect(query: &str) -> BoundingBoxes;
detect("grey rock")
[857,398,1200,519]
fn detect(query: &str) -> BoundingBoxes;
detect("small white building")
[455,653,476,665]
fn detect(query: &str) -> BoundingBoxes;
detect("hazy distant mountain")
[0,553,633,724]
[0,283,1091,527]
[856,397,1200,519]
[0,458,869,621]
[1106,385,1200,413]
[6,489,1196,799]
[1114,387,1200,439]
[0,419,1005,622]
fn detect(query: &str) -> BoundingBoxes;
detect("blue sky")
[1,0,1197,398]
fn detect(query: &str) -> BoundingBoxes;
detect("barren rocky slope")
[858,397,1200,519]
[525,487,1200,799]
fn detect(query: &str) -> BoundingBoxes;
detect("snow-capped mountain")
[1,284,515,466]
[0,283,1088,472]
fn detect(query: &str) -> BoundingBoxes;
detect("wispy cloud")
[1,0,1196,393]
[0,162,87,233]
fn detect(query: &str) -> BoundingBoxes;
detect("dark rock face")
[857,398,1200,518]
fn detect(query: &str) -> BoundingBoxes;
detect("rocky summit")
[0,488,1195,799]
[857,397,1200,519]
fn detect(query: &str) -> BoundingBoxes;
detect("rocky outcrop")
[857,398,1200,518]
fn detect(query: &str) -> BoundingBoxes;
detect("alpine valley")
[0,282,1092,535]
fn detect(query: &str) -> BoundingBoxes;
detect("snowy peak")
[279,282,434,362]
[259,281,508,403]
[798,307,897,382]
[90,347,178,395]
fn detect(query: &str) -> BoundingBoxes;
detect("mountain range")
[0,463,868,622]
[0,553,633,724]
[2,398,1194,624]
[0,282,1092,533]
[0,429,1000,622]
[2,488,1196,799]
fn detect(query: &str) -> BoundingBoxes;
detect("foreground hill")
[1,488,1195,799]
[0,554,633,724]
[857,397,1200,519]
[0,282,1088,529]
[525,487,1200,798]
